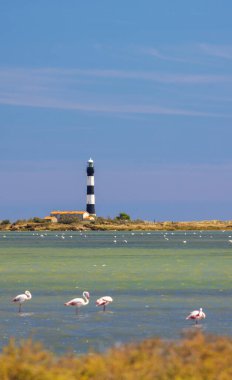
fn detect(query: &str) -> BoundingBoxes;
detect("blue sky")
[1,1,232,221]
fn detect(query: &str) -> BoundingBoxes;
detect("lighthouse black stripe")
[87,204,95,214]
[87,167,94,176]
[87,185,94,195]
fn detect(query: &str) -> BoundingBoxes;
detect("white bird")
[96,296,113,311]
[12,290,32,313]
[186,307,206,324]
[64,291,90,314]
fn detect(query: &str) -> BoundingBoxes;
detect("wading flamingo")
[64,291,90,314]
[186,307,206,324]
[12,290,32,313]
[96,296,113,311]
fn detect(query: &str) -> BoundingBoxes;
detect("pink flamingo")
[64,291,90,314]
[12,290,32,313]
[186,307,206,324]
[96,296,113,311]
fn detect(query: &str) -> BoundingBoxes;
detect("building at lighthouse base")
[44,210,95,223]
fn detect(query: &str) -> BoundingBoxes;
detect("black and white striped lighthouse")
[86,158,96,216]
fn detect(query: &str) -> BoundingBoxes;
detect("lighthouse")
[86,158,96,216]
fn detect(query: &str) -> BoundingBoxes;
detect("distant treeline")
[1,332,232,379]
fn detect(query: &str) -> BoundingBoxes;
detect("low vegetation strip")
[1,217,232,231]
[1,332,232,379]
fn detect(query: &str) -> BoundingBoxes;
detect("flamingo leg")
[18,304,21,313]
[75,307,79,315]
[103,305,106,312]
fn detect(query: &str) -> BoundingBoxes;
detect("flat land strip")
[1,219,232,231]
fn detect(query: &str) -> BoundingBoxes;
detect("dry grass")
[2,219,232,231]
[1,332,232,379]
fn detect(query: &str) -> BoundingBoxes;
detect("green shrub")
[115,212,131,221]
[58,215,81,224]
[31,217,47,224]
[1,219,10,225]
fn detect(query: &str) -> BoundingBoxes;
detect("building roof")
[50,211,88,215]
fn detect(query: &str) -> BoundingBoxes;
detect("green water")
[0,230,232,354]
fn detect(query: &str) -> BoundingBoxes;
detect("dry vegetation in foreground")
[1,332,232,379]
[1,218,232,231]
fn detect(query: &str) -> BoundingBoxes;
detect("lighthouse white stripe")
[87,176,94,186]
[87,194,95,204]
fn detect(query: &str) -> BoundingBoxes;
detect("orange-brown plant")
[1,332,232,380]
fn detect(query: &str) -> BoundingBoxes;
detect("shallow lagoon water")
[0,230,232,354]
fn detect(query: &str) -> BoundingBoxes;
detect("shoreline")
[1,219,232,231]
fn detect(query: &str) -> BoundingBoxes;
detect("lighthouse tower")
[86,158,96,216]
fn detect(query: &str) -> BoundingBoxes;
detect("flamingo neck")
[83,293,89,305]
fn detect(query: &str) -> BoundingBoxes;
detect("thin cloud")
[55,68,232,84]
[140,47,172,60]
[139,43,232,67]
[79,69,228,84]
[199,43,232,60]
[140,47,188,63]
[0,93,213,117]
[0,67,230,117]
[0,67,231,86]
